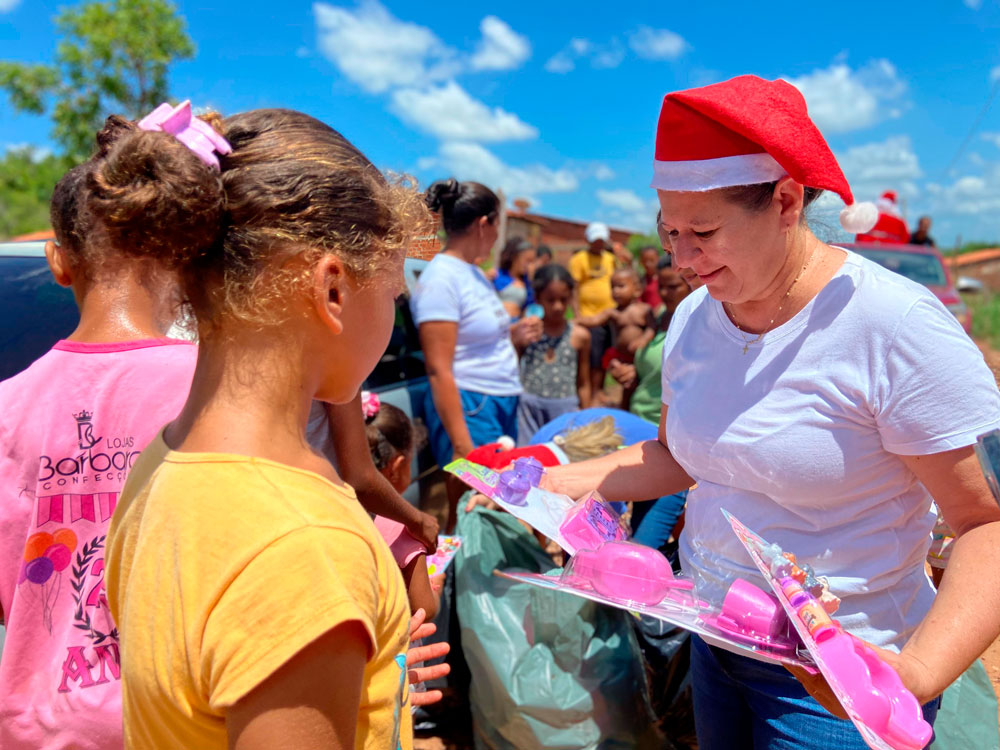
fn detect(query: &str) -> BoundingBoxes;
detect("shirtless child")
[578,267,653,367]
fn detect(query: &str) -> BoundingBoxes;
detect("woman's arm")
[572,324,592,408]
[227,621,368,750]
[401,555,439,620]
[547,406,693,501]
[892,445,1000,702]
[419,321,474,460]
[325,397,439,552]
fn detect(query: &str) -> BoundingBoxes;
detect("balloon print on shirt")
[19,527,77,634]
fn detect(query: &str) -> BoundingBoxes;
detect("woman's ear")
[312,255,346,335]
[44,241,74,288]
[773,177,805,232]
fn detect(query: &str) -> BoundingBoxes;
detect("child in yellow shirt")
[104,103,430,749]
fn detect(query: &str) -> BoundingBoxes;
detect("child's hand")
[430,573,446,593]
[465,493,500,513]
[406,511,440,554]
[407,608,451,706]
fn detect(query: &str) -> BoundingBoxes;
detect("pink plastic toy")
[700,578,797,654]
[558,491,628,551]
[564,541,695,606]
[137,100,232,169]
[817,633,932,750]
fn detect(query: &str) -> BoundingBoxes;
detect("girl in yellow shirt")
[102,103,431,749]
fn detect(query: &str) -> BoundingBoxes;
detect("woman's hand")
[785,641,937,720]
[510,316,542,350]
[407,608,451,707]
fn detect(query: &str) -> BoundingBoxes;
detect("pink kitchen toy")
[700,578,798,655]
[563,540,695,606]
[558,491,629,551]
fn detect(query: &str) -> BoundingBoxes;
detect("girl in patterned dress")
[515,264,591,443]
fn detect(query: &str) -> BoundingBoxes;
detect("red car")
[845,242,972,334]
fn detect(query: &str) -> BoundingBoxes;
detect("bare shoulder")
[570,323,591,347]
[626,301,652,323]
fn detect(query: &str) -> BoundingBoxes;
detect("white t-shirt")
[410,253,522,396]
[661,251,1000,650]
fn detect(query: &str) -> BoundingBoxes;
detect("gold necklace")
[726,251,814,355]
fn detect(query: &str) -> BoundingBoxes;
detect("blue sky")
[3,0,1000,245]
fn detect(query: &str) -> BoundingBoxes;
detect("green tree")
[0,148,72,239]
[0,0,195,163]
[627,230,662,260]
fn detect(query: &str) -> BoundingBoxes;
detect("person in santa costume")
[855,190,911,244]
[541,75,1000,749]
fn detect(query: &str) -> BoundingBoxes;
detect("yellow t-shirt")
[569,250,617,317]
[106,433,412,750]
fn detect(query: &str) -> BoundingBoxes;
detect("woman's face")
[656,188,787,304]
[513,248,536,277]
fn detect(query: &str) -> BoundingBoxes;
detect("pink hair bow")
[361,391,380,420]
[137,100,232,170]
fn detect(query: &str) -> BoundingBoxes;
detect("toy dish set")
[446,457,933,750]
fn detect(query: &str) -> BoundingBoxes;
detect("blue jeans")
[631,490,687,550]
[691,636,940,750]
[426,387,519,466]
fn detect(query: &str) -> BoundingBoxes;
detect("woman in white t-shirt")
[411,179,540,528]
[546,76,1000,750]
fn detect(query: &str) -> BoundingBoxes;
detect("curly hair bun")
[87,115,226,268]
[425,178,461,213]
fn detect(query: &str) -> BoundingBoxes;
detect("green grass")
[967,292,1000,349]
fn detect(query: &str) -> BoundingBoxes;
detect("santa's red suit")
[855,190,910,244]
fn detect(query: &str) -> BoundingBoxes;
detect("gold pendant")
[742,342,749,355]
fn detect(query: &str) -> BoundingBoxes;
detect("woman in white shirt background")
[411,179,540,529]
[545,75,1000,750]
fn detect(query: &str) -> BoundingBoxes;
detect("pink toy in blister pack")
[723,509,933,750]
[563,540,696,606]
[558,491,629,551]
[699,578,798,655]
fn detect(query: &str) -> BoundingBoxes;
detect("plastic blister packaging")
[444,458,627,554]
[724,510,933,750]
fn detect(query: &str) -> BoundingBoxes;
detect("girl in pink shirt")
[0,137,199,749]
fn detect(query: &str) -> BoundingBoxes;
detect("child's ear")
[390,452,410,490]
[45,241,74,288]
[312,255,346,335]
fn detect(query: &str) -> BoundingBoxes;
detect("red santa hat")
[651,75,878,234]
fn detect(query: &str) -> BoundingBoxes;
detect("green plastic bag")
[454,504,661,749]
[930,659,999,750]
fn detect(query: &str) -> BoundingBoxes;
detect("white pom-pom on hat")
[497,435,515,451]
[839,201,878,234]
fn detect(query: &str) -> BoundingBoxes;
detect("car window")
[0,257,79,381]
[363,292,426,390]
[854,249,947,286]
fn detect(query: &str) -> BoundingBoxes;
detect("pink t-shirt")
[373,516,425,569]
[0,339,196,750]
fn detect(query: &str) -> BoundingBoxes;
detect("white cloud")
[470,16,530,71]
[991,66,1000,83]
[546,36,625,73]
[964,0,982,8]
[422,142,578,200]
[313,1,458,94]
[785,59,907,133]
[982,132,1000,149]
[836,135,923,200]
[545,51,576,74]
[390,81,537,142]
[593,164,615,181]
[0,0,21,11]
[628,27,688,60]
[597,188,659,228]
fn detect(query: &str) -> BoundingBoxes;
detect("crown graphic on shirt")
[73,410,93,423]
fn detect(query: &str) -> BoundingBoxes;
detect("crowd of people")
[0,73,999,750]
